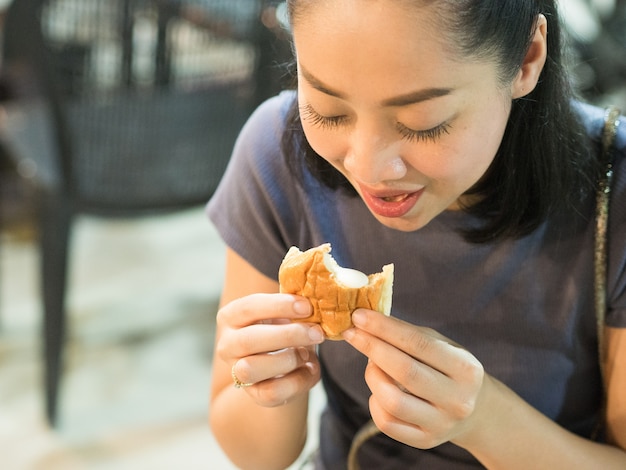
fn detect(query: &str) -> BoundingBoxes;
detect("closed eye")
[396,122,451,143]
[299,103,347,129]
[301,102,451,143]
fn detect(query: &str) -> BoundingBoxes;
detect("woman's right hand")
[215,293,325,407]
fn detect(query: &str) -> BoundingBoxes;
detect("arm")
[343,309,626,469]
[606,326,626,448]
[209,248,324,470]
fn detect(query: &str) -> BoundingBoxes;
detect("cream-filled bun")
[278,243,393,340]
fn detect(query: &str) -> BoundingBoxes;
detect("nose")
[342,123,407,185]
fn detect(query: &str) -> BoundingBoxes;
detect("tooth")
[383,195,407,202]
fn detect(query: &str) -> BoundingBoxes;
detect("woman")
[207,1,626,468]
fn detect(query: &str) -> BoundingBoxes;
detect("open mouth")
[381,194,412,203]
[358,185,424,218]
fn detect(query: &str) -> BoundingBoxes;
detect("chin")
[371,212,433,232]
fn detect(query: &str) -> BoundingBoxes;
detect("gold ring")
[231,362,253,388]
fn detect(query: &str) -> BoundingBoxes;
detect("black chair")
[0,0,286,427]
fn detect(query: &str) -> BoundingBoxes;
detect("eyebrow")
[299,66,453,106]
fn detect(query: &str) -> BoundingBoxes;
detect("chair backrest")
[2,0,272,213]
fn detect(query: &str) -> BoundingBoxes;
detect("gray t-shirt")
[207,91,626,469]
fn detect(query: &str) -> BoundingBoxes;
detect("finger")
[221,321,324,360]
[368,397,441,450]
[217,293,312,329]
[365,361,439,430]
[344,322,449,399]
[350,309,453,357]
[346,325,481,412]
[247,361,321,407]
[366,364,453,449]
[347,309,478,379]
[234,346,313,385]
[349,326,483,424]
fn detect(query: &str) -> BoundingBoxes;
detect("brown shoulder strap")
[595,106,621,380]
[592,106,621,442]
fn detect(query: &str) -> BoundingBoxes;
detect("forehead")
[292,0,476,98]
[291,0,463,65]
[290,0,452,40]
[289,0,444,22]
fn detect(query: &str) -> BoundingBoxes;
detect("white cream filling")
[323,253,368,288]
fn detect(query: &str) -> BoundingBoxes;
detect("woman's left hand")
[342,308,488,449]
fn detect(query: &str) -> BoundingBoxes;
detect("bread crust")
[278,243,393,340]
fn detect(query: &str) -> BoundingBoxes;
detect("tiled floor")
[0,207,322,469]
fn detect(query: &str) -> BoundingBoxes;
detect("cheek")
[420,114,507,185]
[302,124,346,165]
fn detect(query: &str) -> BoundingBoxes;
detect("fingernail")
[306,362,318,375]
[342,328,355,341]
[352,309,366,326]
[294,300,312,316]
[297,347,309,361]
[308,326,324,343]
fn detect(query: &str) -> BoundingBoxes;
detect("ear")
[511,14,548,99]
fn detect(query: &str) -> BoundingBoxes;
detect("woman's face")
[293,0,514,232]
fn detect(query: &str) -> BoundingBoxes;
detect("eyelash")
[395,121,451,143]
[299,103,348,129]
[299,103,450,143]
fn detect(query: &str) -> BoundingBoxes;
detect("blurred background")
[0,1,625,469]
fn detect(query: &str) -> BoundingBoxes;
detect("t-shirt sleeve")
[607,112,626,328]
[206,91,307,281]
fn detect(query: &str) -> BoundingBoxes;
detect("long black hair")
[282,0,600,243]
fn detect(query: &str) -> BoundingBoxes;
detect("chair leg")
[38,192,72,428]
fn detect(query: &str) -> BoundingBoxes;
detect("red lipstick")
[358,185,424,218]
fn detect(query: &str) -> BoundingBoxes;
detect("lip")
[358,184,424,218]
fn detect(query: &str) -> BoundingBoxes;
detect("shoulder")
[206,90,307,278]
[572,101,626,198]
[218,90,297,189]
[600,103,626,327]
[211,89,301,200]
[239,90,296,144]
[572,101,626,150]
[572,101,607,137]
